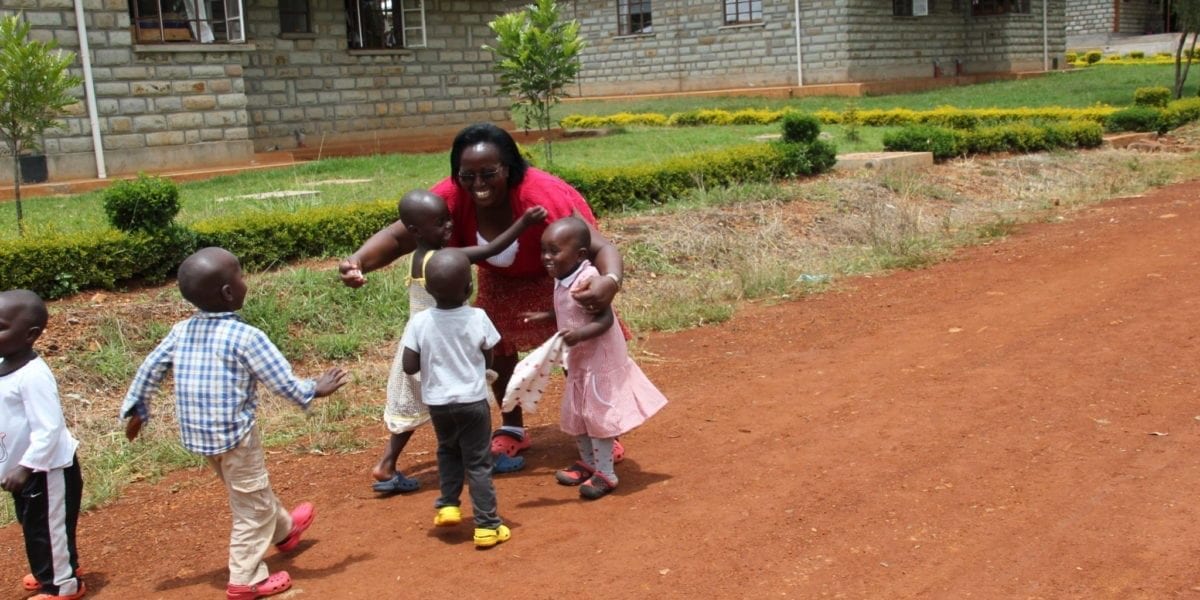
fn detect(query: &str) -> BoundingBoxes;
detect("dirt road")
[3,178,1199,599]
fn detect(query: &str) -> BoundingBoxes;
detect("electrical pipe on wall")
[793,0,804,86]
[1042,0,1049,71]
[73,0,106,178]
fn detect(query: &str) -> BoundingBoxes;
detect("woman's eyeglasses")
[456,167,504,184]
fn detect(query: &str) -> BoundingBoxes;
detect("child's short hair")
[547,216,591,251]
[0,289,48,330]
[423,248,471,302]
[398,189,446,226]
[177,247,240,311]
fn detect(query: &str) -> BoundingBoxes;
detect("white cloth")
[501,332,566,414]
[400,306,500,406]
[0,357,79,477]
[383,281,435,433]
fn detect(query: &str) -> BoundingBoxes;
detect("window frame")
[617,0,652,35]
[970,0,1031,16]
[723,0,762,26]
[346,0,426,50]
[129,0,245,44]
[893,0,930,17]
[279,0,311,34]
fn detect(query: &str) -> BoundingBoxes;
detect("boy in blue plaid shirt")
[120,247,349,600]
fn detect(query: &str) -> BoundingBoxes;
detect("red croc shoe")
[29,582,86,600]
[23,568,85,592]
[226,572,292,600]
[613,438,625,463]
[275,502,315,553]
[490,430,532,457]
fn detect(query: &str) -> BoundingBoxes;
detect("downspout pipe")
[73,0,106,178]
[793,0,803,86]
[1042,0,1049,71]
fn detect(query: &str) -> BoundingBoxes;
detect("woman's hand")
[338,257,366,288]
[571,273,619,314]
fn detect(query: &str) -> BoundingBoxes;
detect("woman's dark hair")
[449,123,529,189]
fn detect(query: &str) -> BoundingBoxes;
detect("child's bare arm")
[314,367,350,397]
[561,306,615,346]
[521,310,555,324]
[125,413,144,442]
[461,206,547,264]
[402,347,421,375]
[482,346,494,370]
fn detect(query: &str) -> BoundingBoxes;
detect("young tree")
[0,14,82,235]
[1173,0,1200,98]
[483,0,585,164]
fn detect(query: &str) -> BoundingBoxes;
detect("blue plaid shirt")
[120,312,316,455]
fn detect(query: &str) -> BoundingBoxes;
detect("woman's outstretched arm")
[339,220,417,287]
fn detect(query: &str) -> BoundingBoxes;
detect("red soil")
[3,178,1200,599]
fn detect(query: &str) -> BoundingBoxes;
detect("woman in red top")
[340,123,624,472]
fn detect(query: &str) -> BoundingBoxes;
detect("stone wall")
[1066,0,1112,36]
[574,0,1065,95]
[242,0,513,151]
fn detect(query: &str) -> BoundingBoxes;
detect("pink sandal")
[490,430,532,457]
[555,461,595,486]
[23,568,85,592]
[226,571,292,600]
[275,502,315,553]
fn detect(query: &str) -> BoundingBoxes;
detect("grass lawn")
[551,64,1200,118]
[0,64,1190,242]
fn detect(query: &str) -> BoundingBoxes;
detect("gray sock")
[576,435,596,470]
[591,437,617,483]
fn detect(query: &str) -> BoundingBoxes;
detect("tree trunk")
[1184,33,1200,98]
[12,153,23,237]
[1176,30,1189,98]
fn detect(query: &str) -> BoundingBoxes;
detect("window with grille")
[280,0,310,33]
[346,0,426,49]
[723,0,761,25]
[970,0,1030,15]
[618,0,652,34]
[893,0,930,16]
[129,0,245,44]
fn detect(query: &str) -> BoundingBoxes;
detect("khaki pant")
[205,426,292,585]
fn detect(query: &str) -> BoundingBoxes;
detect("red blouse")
[431,167,598,279]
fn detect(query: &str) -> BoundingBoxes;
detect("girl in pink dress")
[523,217,667,500]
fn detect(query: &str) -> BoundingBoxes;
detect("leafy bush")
[1128,51,1145,60]
[1085,50,1103,64]
[1162,97,1200,130]
[780,112,821,143]
[1133,86,1171,108]
[1065,51,1077,63]
[882,126,965,161]
[102,174,181,232]
[1104,106,1163,133]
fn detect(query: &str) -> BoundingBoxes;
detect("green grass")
[552,65,1200,118]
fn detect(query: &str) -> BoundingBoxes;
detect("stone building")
[1066,0,1169,38]
[4,0,1066,184]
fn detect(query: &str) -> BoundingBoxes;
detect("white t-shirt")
[400,306,500,406]
[0,357,79,478]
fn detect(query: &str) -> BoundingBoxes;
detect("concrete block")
[834,151,934,173]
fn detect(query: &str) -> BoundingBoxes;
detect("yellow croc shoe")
[434,506,462,527]
[473,524,511,548]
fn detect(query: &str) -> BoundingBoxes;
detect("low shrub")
[1104,106,1164,133]
[1162,97,1200,130]
[1085,50,1103,64]
[780,112,821,143]
[1134,86,1171,108]
[1065,51,1077,63]
[882,126,966,160]
[102,174,180,233]
[1128,51,1145,60]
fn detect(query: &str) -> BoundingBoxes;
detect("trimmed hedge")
[0,200,397,299]
[883,121,1104,161]
[562,105,1120,130]
[553,140,836,212]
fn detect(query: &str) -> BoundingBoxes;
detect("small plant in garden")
[1134,86,1172,108]
[103,174,181,232]
[1105,106,1164,133]
[840,103,862,142]
[1085,50,1103,64]
[780,112,821,144]
[0,14,82,236]
[483,0,585,165]
[1128,51,1145,60]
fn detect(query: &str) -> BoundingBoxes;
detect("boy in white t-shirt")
[400,248,510,548]
[0,290,85,600]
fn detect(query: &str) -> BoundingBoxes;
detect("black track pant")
[13,455,83,596]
